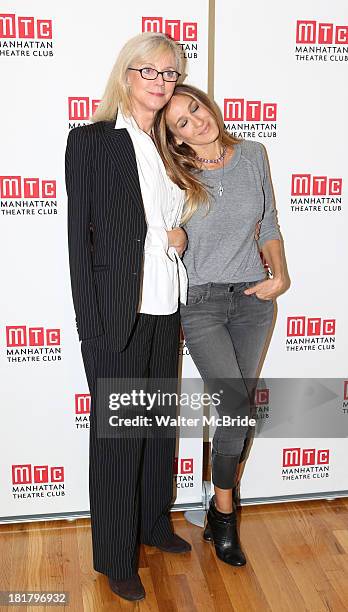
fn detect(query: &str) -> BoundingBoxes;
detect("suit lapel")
[98,120,145,217]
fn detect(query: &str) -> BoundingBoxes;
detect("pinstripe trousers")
[80,311,180,580]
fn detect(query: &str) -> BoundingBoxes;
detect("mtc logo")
[296,20,348,44]
[6,326,61,347]
[12,464,64,484]
[142,17,197,41]
[75,394,91,415]
[255,389,269,405]
[173,457,193,474]
[68,97,100,121]
[287,317,335,337]
[224,99,277,122]
[0,176,56,199]
[0,14,52,38]
[283,448,329,467]
[291,175,342,196]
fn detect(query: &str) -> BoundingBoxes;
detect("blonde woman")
[65,34,191,602]
[154,84,288,567]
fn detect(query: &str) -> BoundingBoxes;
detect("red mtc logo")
[224,99,277,122]
[173,458,194,475]
[12,464,64,484]
[255,389,269,405]
[6,326,60,347]
[283,448,329,467]
[296,20,348,44]
[142,17,197,41]
[287,317,335,337]
[291,175,342,196]
[0,14,52,38]
[68,97,100,121]
[0,176,56,199]
[75,394,91,415]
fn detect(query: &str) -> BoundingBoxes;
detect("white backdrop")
[1,0,347,522]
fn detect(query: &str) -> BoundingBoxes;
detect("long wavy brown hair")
[153,84,241,224]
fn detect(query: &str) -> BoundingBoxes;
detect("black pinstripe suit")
[65,121,148,351]
[65,122,180,580]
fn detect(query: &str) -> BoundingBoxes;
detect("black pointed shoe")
[108,574,145,601]
[203,495,246,566]
[148,533,191,553]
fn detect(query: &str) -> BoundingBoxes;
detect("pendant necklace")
[195,145,227,197]
[218,154,225,197]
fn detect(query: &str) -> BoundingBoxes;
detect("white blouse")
[115,111,188,314]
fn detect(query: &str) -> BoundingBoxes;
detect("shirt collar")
[115,110,149,138]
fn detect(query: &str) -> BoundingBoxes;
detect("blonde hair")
[91,32,185,122]
[153,84,241,224]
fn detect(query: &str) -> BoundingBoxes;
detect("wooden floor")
[1,498,348,611]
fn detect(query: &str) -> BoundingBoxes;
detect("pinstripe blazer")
[65,120,148,352]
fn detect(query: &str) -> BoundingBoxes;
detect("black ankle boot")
[203,485,240,542]
[203,496,246,566]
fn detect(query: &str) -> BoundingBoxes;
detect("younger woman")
[154,84,288,567]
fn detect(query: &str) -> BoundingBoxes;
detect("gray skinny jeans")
[180,281,274,489]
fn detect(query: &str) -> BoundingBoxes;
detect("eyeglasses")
[128,67,181,82]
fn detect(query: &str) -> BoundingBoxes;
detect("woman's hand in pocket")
[244,277,286,301]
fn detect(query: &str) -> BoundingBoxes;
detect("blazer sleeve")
[257,144,281,249]
[65,128,104,340]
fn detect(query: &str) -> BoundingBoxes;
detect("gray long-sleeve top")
[182,140,281,286]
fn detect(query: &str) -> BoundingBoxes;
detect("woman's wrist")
[273,272,285,283]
